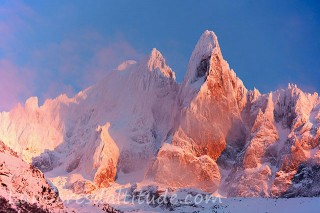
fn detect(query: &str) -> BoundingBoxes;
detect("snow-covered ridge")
[0,141,65,212]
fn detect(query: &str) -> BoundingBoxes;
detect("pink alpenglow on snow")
[0,31,320,212]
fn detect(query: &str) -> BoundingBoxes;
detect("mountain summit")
[183,30,221,85]
[145,48,176,80]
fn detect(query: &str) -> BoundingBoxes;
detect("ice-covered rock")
[146,143,220,193]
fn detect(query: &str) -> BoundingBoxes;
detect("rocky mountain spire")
[183,30,221,85]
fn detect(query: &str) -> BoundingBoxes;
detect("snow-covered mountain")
[0,30,320,211]
[0,47,178,193]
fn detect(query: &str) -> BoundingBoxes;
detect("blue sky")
[0,0,319,110]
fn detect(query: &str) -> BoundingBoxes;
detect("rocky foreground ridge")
[0,141,64,212]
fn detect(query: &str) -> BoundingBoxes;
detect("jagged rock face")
[146,143,220,193]
[281,161,320,197]
[243,103,279,169]
[0,30,320,199]
[270,87,320,197]
[176,31,247,159]
[223,98,279,197]
[0,141,64,212]
[149,31,247,192]
[224,85,320,197]
[0,96,67,163]
[82,123,119,188]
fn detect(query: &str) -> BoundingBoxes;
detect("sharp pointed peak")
[200,30,219,44]
[196,30,220,55]
[253,87,261,95]
[183,30,222,85]
[143,48,176,80]
[146,48,165,67]
[150,48,163,58]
